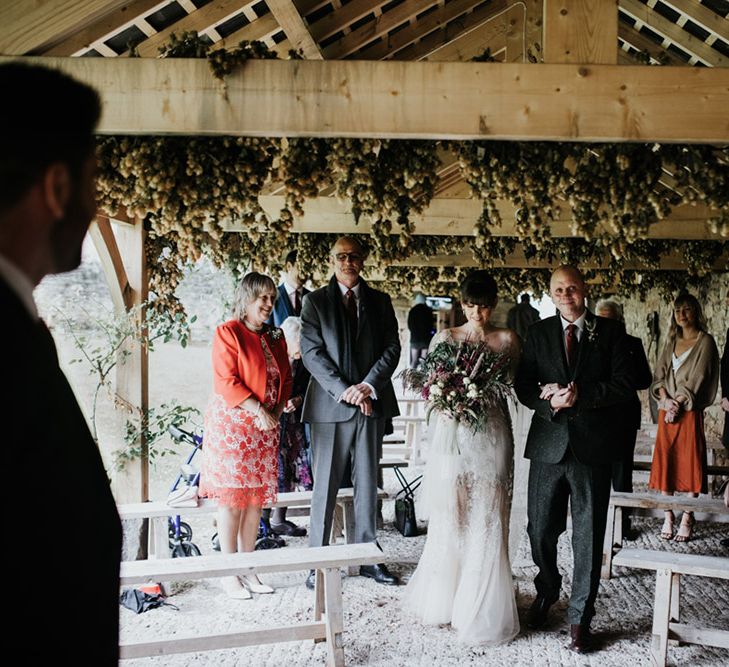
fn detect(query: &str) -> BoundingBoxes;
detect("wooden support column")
[543,0,618,64]
[90,215,149,505]
[113,219,149,504]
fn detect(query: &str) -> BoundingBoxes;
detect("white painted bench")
[612,548,729,667]
[118,487,388,560]
[119,542,382,666]
[602,492,729,579]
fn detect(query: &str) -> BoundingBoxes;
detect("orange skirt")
[649,409,707,494]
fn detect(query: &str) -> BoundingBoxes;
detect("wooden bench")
[391,415,427,463]
[601,492,729,579]
[632,460,729,477]
[612,548,729,667]
[118,487,388,560]
[119,542,382,666]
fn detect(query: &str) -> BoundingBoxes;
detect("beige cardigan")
[650,331,720,412]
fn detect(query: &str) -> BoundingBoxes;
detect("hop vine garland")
[96,33,728,313]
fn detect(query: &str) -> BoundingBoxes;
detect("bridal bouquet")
[400,339,513,433]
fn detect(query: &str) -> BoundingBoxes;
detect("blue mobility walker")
[167,424,284,555]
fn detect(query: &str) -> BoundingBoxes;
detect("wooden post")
[543,0,618,65]
[112,219,149,505]
[651,568,673,667]
[323,567,345,667]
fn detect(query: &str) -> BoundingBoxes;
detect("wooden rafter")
[618,23,687,66]
[620,0,727,67]
[357,0,503,60]
[121,0,258,57]
[659,0,729,44]
[40,0,164,56]
[0,0,136,54]
[12,56,727,142]
[323,0,443,59]
[391,1,511,61]
[267,0,322,58]
[308,0,392,43]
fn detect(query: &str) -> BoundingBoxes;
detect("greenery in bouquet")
[400,339,513,431]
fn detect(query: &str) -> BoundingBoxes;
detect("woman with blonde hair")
[649,292,719,542]
[201,272,292,598]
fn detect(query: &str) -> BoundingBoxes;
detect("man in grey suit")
[515,266,634,653]
[301,236,401,587]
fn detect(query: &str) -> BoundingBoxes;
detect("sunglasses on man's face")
[333,252,364,262]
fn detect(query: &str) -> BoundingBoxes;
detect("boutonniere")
[584,318,598,343]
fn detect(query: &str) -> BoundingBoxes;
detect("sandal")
[659,511,674,540]
[674,512,694,543]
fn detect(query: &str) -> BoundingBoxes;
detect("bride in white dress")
[403,271,520,645]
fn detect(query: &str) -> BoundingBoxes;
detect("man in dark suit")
[515,266,634,653]
[1,63,122,663]
[268,249,310,327]
[596,299,653,539]
[301,236,401,587]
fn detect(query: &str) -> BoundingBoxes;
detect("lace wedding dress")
[403,333,520,645]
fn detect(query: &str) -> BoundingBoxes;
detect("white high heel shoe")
[242,575,274,594]
[221,575,252,600]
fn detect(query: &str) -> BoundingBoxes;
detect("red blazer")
[212,319,292,408]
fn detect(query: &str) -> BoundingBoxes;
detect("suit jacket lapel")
[573,310,595,378]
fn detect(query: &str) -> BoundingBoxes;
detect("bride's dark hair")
[460,270,498,307]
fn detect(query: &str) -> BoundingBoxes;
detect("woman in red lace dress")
[201,272,292,599]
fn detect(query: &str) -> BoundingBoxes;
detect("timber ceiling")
[2,1,727,67]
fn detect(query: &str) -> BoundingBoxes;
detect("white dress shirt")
[0,253,38,320]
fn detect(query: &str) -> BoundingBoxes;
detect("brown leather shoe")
[568,624,593,653]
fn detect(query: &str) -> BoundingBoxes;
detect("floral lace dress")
[200,341,280,509]
[403,330,520,645]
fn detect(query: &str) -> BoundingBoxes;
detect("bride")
[403,270,520,645]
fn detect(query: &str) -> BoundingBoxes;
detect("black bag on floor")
[120,589,178,614]
[393,468,422,537]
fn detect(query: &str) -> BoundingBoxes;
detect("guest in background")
[407,293,434,367]
[649,293,719,543]
[269,249,310,326]
[201,272,292,598]
[270,316,313,537]
[596,299,652,539]
[507,293,540,342]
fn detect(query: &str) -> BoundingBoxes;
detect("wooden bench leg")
[322,567,345,667]
[601,504,617,579]
[340,500,358,575]
[314,569,325,643]
[651,569,673,667]
[614,507,623,547]
[331,504,344,544]
[668,573,681,647]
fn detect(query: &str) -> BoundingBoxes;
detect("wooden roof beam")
[10,57,727,142]
[267,0,322,59]
[544,0,617,64]
[220,196,727,240]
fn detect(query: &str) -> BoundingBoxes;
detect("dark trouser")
[611,429,638,533]
[527,450,612,626]
[309,413,385,547]
[410,347,428,367]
